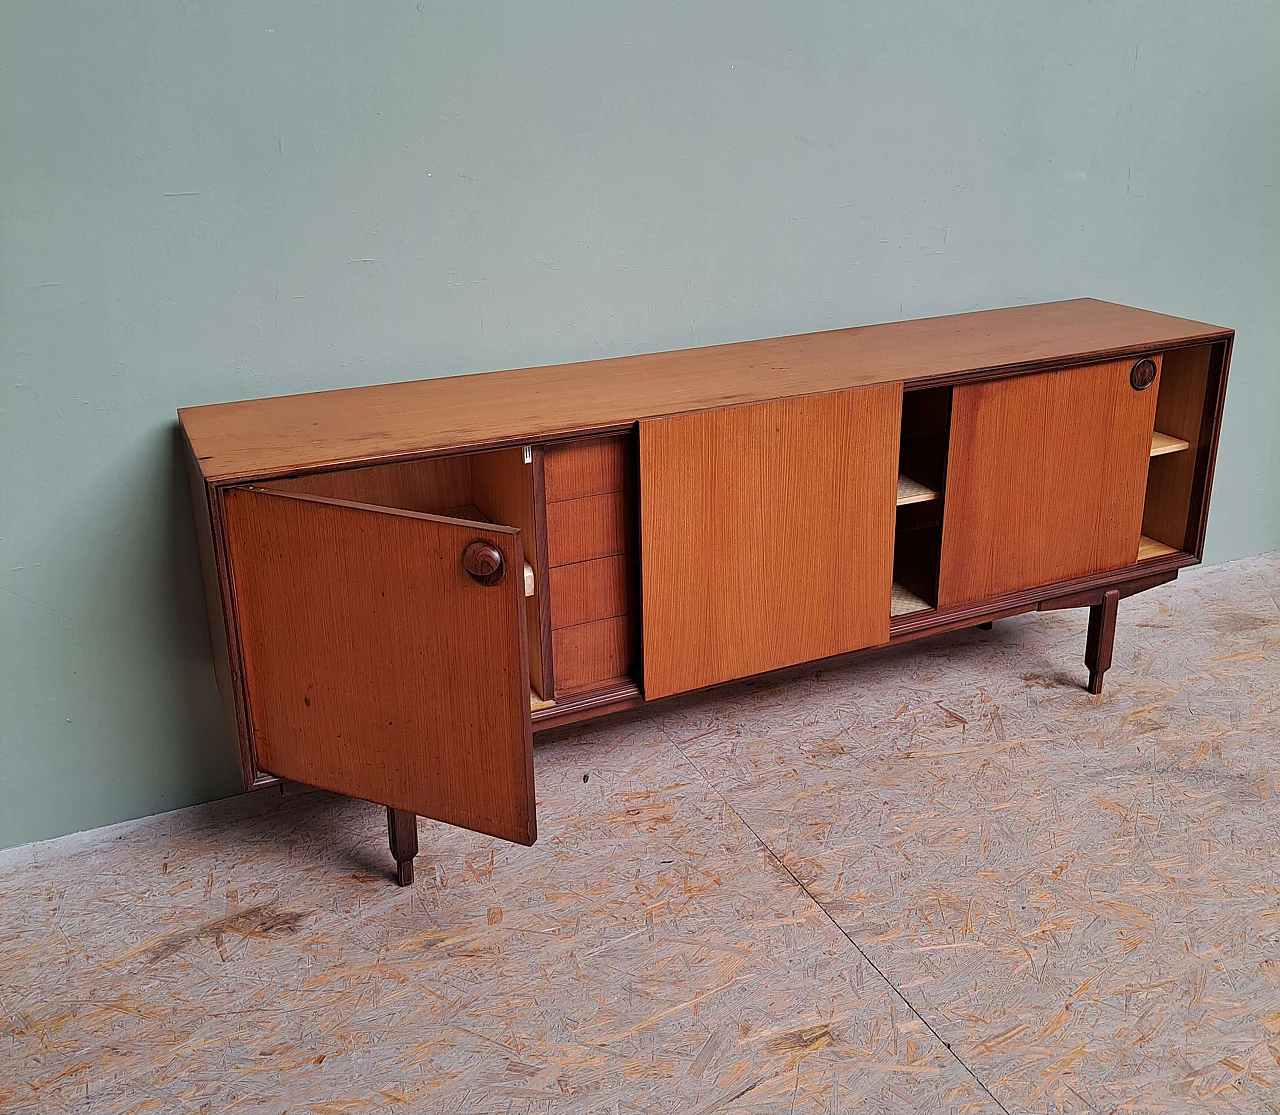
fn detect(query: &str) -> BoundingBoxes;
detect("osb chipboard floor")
[2,552,1277,1114]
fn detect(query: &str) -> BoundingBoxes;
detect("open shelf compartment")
[892,386,951,617]
[1138,343,1225,562]
[896,474,939,506]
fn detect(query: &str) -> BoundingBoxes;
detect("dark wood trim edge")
[1185,336,1233,559]
[530,445,555,699]
[532,681,644,732]
[180,426,252,787]
[205,479,261,789]
[899,336,1231,393]
[890,551,1197,639]
[1039,568,1179,612]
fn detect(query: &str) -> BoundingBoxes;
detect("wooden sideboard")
[180,299,1233,884]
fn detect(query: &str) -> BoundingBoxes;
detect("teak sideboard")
[180,299,1233,885]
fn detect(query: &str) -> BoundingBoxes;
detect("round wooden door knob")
[462,540,505,586]
[1130,358,1157,390]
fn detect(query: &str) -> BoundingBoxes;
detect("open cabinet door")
[223,486,536,845]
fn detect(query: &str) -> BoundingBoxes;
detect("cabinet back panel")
[639,386,900,699]
[938,358,1160,607]
[898,386,952,497]
[223,486,536,844]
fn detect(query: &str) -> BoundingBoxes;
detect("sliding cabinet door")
[937,358,1160,608]
[223,486,536,844]
[639,386,901,699]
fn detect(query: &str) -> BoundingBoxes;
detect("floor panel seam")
[658,725,1015,1115]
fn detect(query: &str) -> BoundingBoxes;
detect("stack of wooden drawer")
[543,435,638,696]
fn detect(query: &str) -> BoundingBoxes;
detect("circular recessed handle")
[462,540,505,586]
[1130,358,1157,391]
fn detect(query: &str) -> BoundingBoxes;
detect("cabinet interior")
[264,449,552,706]
[1139,343,1220,560]
[262,434,645,714]
[891,386,951,618]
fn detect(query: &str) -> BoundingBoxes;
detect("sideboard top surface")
[180,298,1231,483]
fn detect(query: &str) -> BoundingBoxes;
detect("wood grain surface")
[265,453,473,513]
[543,434,640,697]
[549,554,636,630]
[1138,535,1180,561]
[545,492,635,567]
[222,486,536,844]
[640,386,901,699]
[550,615,637,696]
[543,435,634,502]
[938,358,1161,607]
[263,447,552,699]
[1149,431,1191,457]
[179,299,1230,482]
[471,447,549,699]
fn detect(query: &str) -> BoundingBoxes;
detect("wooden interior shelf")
[530,693,555,712]
[1138,535,1180,561]
[896,474,939,506]
[890,581,932,617]
[1150,431,1191,457]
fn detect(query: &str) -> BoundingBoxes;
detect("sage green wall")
[2,3,1277,849]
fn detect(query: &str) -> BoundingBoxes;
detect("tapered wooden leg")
[1085,588,1120,695]
[387,807,418,886]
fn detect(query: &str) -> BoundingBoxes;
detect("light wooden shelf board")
[1150,431,1191,457]
[896,474,939,506]
[530,692,556,712]
[1138,535,1180,561]
[890,582,933,617]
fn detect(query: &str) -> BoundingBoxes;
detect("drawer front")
[937,357,1161,607]
[544,433,639,697]
[546,491,635,566]
[544,435,634,502]
[552,615,637,695]
[549,554,636,630]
